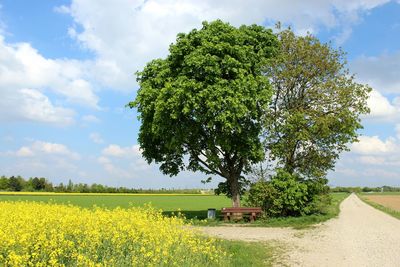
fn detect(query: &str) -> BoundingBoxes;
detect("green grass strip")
[218,240,278,267]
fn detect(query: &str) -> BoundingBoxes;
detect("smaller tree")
[55,183,66,192]
[8,176,22,192]
[31,177,46,191]
[245,169,330,217]
[44,181,54,192]
[67,179,74,192]
[0,176,9,191]
[264,28,371,180]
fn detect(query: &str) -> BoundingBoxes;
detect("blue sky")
[0,0,399,188]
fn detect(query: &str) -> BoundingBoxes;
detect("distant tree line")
[330,186,400,193]
[0,175,203,194]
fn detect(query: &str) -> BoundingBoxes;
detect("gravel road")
[198,194,400,266]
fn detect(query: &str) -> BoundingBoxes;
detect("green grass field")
[0,193,231,219]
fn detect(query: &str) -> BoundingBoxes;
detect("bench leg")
[224,213,229,222]
[250,212,256,222]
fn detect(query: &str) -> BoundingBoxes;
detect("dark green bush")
[245,169,331,217]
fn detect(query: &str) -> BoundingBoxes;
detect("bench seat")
[221,207,262,222]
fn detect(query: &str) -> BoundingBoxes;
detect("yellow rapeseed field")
[0,192,208,196]
[0,201,228,266]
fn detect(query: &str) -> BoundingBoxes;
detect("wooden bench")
[221,207,262,222]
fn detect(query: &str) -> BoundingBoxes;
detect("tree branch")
[195,155,225,178]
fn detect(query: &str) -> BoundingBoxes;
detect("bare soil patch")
[364,195,400,211]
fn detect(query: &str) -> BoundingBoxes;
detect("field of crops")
[363,194,400,212]
[0,193,231,219]
[0,201,229,266]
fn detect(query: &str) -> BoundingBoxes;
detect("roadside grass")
[358,194,400,220]
[219,240,278,267]
[194,193,349,229]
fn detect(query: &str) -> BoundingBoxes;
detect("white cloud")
[0,37,98,107]
[335,167,359,177]
[396,124,400,139]
[96,155,131,179]
[99,160,131,179]
[358,155,386,165]
[97,156,111,164]
[102,144,141,157]
[330,114,400,185]
[0,35,99,125]
[358,155,400,166]
[102,144,127,157]
[30,141,81,160]
[361,168,399,178]
[82,114,100,123]
[60,0,390,91]
[330,134,400,186]
[63,79,99,107]
[0,140,82,182]
[15,147,34,157]
[333,27,353,45]
[0,88,75,125]
[89,132,104,144]
[1,140,80,161]
[351,52,400,94]
[365,89,399,120]
[351,51,400,122]
[100,144,150,177]
[351,135,397,154]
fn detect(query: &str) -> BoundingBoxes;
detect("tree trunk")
[230,175,241,207]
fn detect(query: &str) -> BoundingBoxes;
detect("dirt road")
[199,194,400,266]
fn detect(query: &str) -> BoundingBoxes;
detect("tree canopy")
[263,29,371,179]
[129,20,278,207]
[130,21,371,208]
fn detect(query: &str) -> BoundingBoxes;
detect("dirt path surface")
[198,194,400,266]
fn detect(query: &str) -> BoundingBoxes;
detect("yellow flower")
[0,201,225,266]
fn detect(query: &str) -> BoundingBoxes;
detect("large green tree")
[129,20,278,207]
[263,29,371,180]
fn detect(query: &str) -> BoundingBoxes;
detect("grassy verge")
[219,240,278,267]
[358,194,400,220]
[194,193,349,229]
